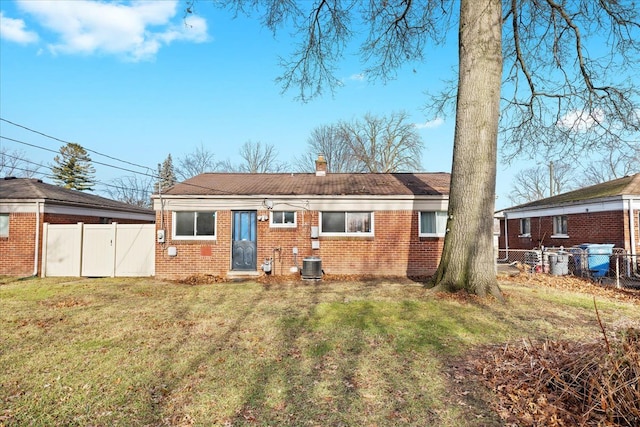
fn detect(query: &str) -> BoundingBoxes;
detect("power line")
[0,165,53,181]
[0,117,154,172]
[1,135,157,178]
[2,166,153,207]
[1,162,147,195]
[1,151,46,165]
[1,135,235,196]
[0,119,237,195]
[1,135,59,155]
[2,140,155,195]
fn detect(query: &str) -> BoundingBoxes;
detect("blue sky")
[1,0,540,209]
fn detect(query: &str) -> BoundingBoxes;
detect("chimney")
[315,153,327,176]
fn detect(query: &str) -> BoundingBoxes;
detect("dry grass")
[0,274,639,426]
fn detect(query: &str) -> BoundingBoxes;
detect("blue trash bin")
[578,244,615,278]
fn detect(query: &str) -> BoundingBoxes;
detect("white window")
[173,211,216,240]
[552,215,568,237]
[419,211,447,237]
[320,212,373,236]
[270,211,296,227]
[519,218,531,237]
[0,214,8,237]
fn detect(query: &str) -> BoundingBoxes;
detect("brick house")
[152,157,450,280]
[498,173,640,260]
[0,177,155,276]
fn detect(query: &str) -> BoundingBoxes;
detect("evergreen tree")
[51,143,96,191]
[155,154,176,193]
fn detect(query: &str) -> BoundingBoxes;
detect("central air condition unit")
[301,256,322,280]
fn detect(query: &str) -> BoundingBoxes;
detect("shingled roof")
[158,172,451,197]
[505,173,640,211]
[0,177,154,215]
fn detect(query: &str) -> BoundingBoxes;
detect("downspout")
[33,201,40,276]
[498,212,509,261]
[629,198,637,274]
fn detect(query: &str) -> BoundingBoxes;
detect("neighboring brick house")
[0,177,155,276]
[152,157,450,280]
[498,173,640,259]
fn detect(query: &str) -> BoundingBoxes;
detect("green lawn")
[1,276,638,426]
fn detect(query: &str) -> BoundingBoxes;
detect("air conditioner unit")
[301,256,322,280]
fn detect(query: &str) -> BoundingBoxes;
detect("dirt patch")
[174,274,229,285]
[40,297,92,309]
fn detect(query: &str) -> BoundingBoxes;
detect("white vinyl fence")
[42,223,155,277]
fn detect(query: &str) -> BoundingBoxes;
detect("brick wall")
[155,210,444,280]
[0,212,37,276]
[500,210,627,250]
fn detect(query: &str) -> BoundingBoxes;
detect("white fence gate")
[42,223,155,277]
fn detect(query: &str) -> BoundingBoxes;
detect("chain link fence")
[497,246,640,289]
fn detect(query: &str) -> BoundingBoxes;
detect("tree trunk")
[431,0,503,300]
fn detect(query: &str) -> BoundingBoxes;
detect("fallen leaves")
[470,329,640,426]
[175,274,228,285]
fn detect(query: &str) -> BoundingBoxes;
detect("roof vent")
[4,176,18,180]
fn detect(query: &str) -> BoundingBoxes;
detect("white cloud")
[415,117,444,129]
[0,11,39,44]
[349,73,365,81]
[15,0,208,61]
[556,109,605,131]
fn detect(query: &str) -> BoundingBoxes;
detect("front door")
[232,211,257,270]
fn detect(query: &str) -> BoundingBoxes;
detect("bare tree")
[497,3,640,164]
[508,162,575,205]
[197,0,639,298]
[215,158,237,173]
[105,175,154,208]
[340,112,424,172]
[580,142,640,186]
[236,141,288,173]
[294,113,424,173]
[175,143,218,181]
[0,147,43,178]
[293,124,365,173]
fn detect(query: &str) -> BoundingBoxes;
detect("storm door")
[232,211,257,270]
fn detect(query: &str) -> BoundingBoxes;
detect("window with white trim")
[519,218,531,236]
[552,215,568,237]
[173,211,216,239]
[270,211,296,227]
[0,214,8,237]
[419,211,447,237]
[320,212,373,236]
